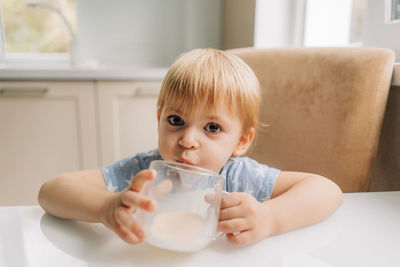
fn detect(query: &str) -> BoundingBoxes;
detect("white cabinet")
[0,81,99,205]
[97,81,160,165]
[0,80,161,205]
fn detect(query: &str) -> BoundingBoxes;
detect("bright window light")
[304,0,353,46]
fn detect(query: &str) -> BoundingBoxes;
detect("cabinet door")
[97,81,160,165]
[0,82,98,205]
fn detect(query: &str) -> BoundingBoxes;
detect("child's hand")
[217,192,273,246]
[100,169,157,244]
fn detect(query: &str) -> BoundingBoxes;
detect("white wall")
[363,0,400,60]
[254,0,305,48]
[76,0,223,67]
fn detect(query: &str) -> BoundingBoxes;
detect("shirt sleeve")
[221,157,280,202]
[101,149,161,192]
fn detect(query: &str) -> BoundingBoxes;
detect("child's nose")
[178,128,200,149]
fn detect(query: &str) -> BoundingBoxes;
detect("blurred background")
[0,0,399,205]
[1,0,399,67]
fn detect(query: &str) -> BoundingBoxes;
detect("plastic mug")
[136,160,223,252]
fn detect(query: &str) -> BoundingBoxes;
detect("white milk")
[146,211,213,252]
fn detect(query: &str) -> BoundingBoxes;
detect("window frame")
[0,7,6,58]
[387,0,400,23]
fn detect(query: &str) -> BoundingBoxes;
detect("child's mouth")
[177,158,195,166]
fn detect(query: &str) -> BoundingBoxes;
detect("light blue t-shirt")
[102,149,280,202]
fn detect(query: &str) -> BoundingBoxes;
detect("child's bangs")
[161,61,238,116]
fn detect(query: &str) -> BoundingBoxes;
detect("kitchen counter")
[0,62,399,85]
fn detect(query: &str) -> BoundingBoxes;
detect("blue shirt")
[102,149,280,202]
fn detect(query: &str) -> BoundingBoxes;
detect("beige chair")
[230,47,394,192]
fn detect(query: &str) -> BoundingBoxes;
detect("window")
[0,0,76,64]
[390,0,400,21]
[303,0,367,46]
[254,0,367,48]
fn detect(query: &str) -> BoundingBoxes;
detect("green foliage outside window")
[1,0,76,53]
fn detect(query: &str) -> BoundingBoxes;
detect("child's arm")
[38,169,156,244]
[217,171,344,246]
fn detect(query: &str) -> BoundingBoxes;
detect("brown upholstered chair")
[230,47,395,192]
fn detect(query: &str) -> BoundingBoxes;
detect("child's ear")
[232,127,255,156]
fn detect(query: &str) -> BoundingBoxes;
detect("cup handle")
[213,231,225,240]
[212,191,229,240]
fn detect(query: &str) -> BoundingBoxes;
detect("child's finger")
[130,169,156,192]
[205,191,228,204]
[204,193,216,204]
[114,207,145,244]
[226,230,253,247]
[114,223,143,244]
[219,206,244,221]
[217,218,248,233]
[220,193,242,209]
[147,179,173,197]
[120,191,157,212]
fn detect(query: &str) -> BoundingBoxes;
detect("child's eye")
[167,115,185,126]
[205,123,221,133]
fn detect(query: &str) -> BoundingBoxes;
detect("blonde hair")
[157,48,261,133]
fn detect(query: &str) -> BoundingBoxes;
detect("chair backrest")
[230,47,394,192]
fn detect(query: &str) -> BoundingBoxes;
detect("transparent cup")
[136,160,223,252]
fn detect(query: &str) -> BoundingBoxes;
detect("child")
[38,48,343,247]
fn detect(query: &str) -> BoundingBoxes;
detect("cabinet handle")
[134,86,160,97]
[0,87,49,95]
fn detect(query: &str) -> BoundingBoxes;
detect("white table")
[1,192,399,267]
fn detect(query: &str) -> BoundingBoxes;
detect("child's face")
[157,101,253,173]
